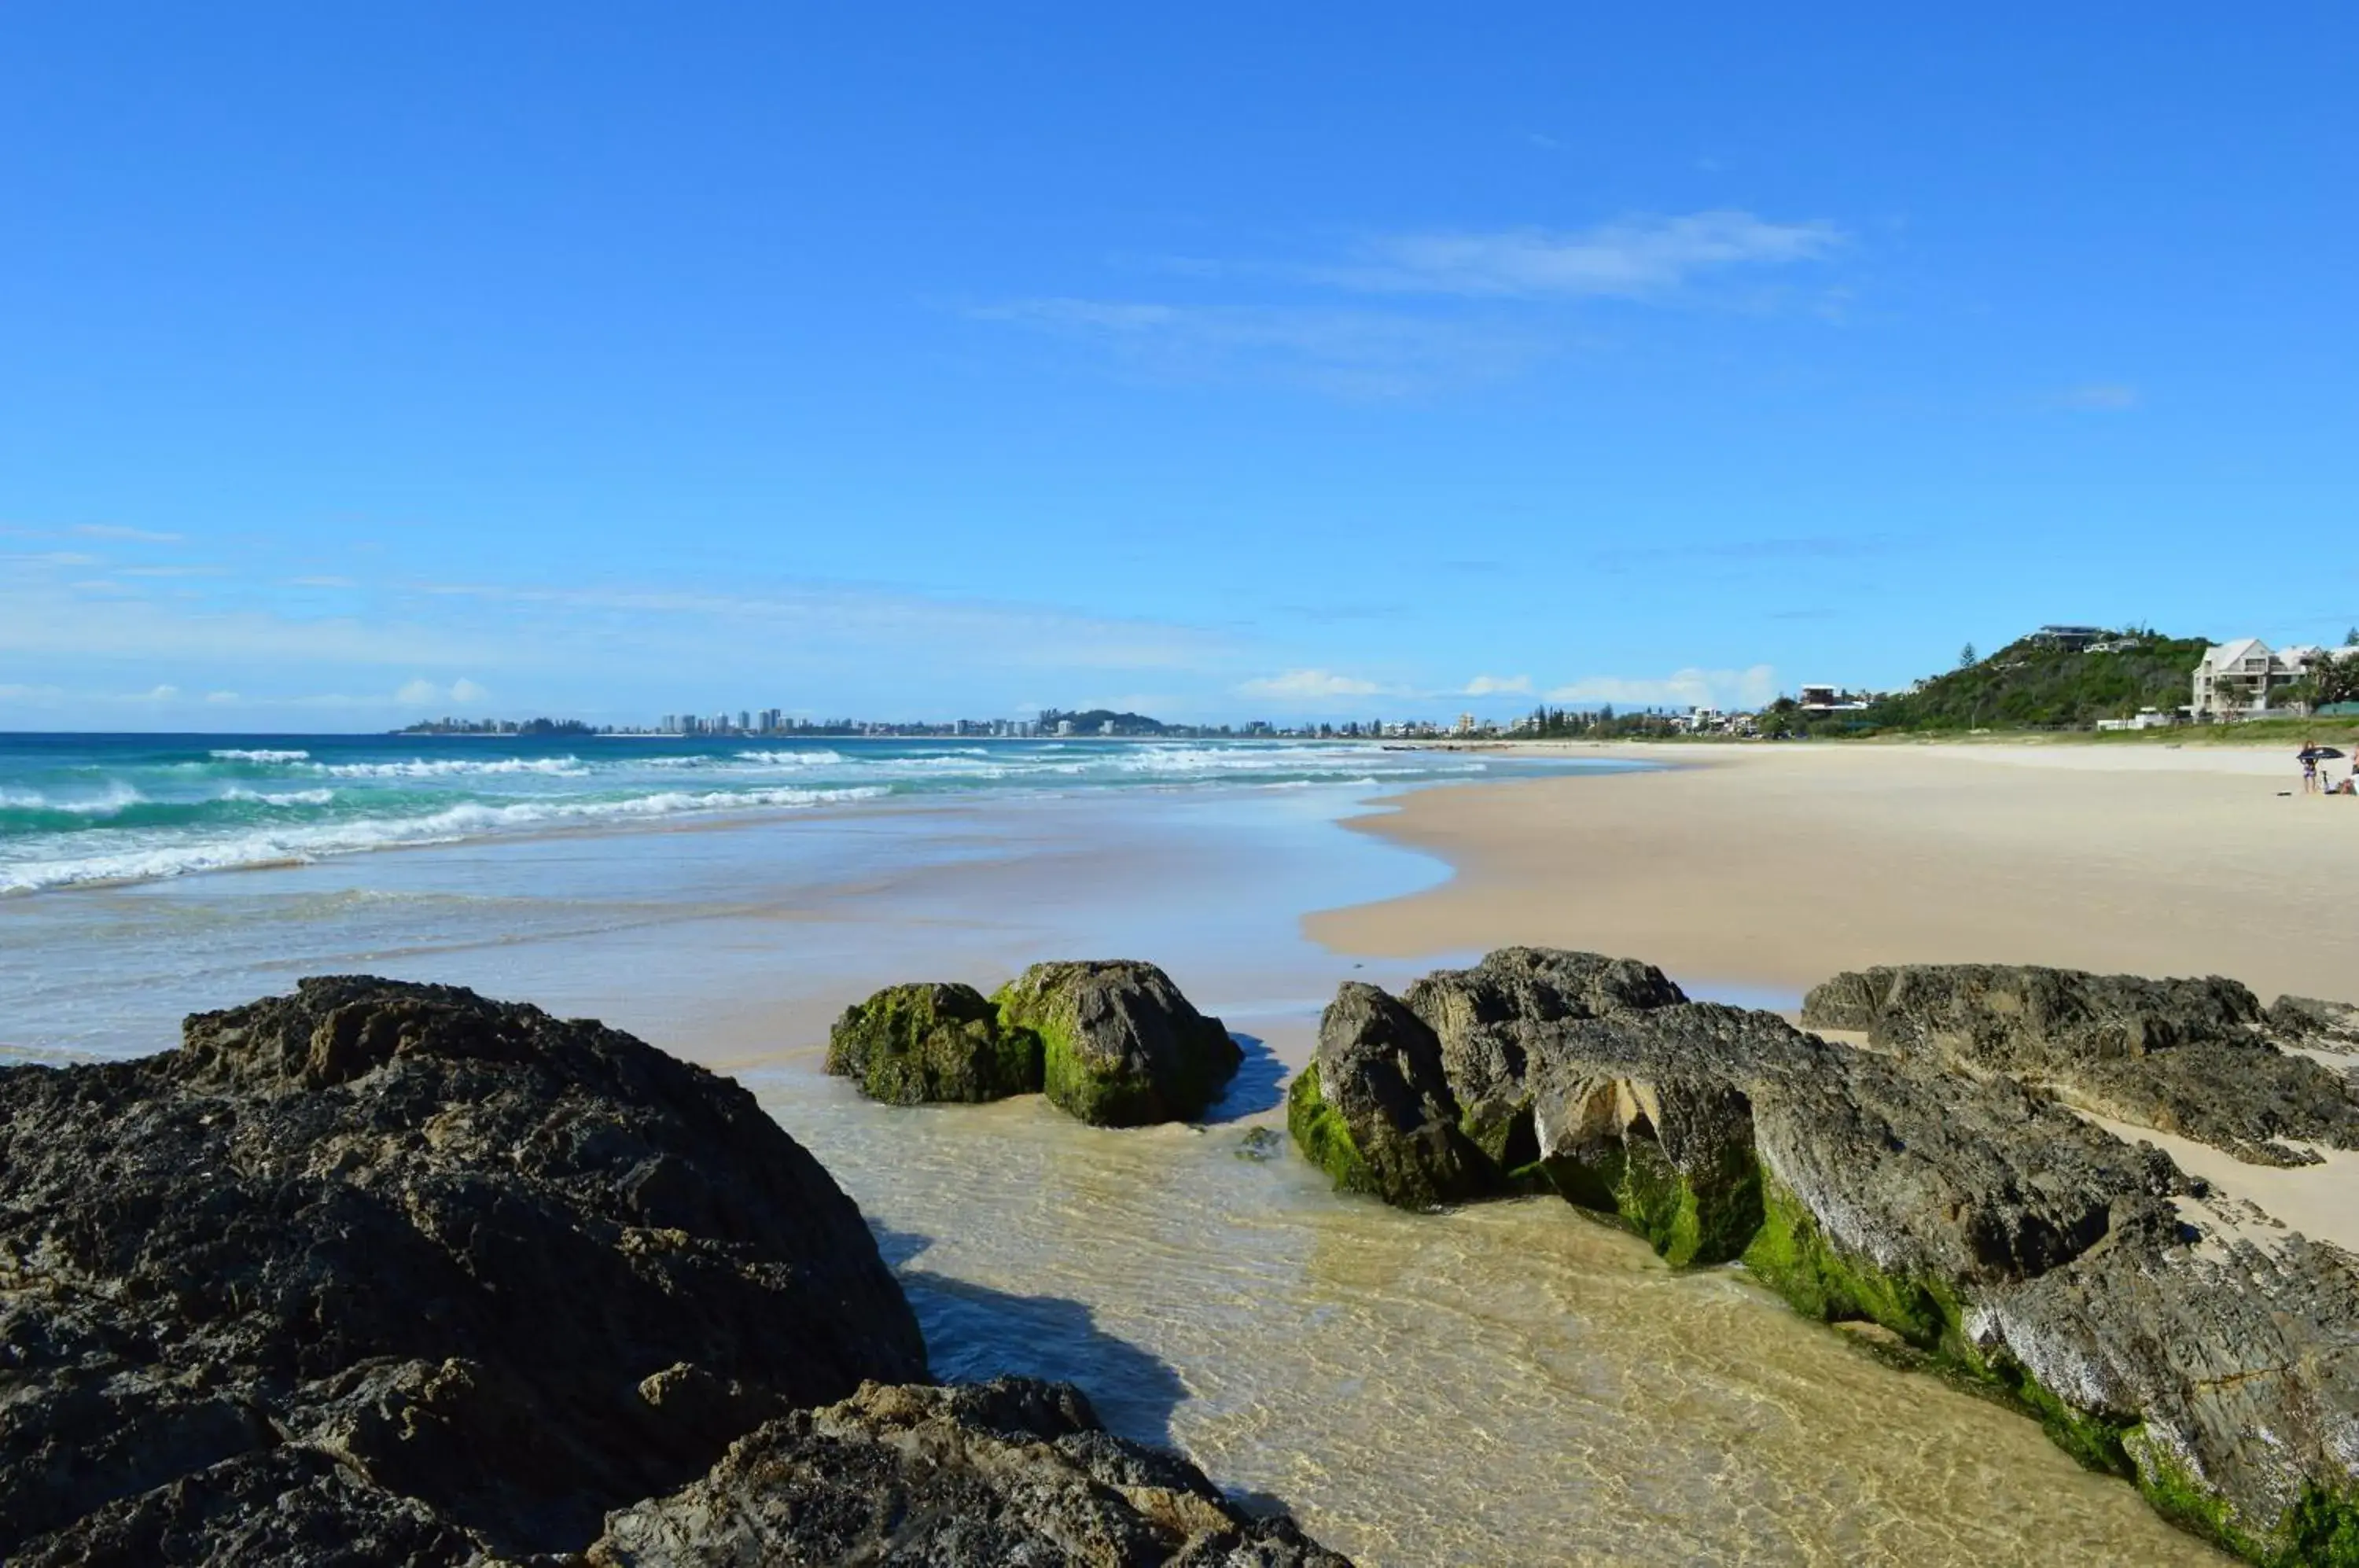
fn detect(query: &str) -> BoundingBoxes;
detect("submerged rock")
[1,978,1349,1566]
[588,1377,1350,1566]
[995,959,1242,1126]
[1291,948,2359,1564]
[827,981,1045,1104]
[1800,963,2359,1165]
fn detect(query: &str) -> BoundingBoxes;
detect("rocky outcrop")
[2,978,1345,1566]
[588,1377,1349,1566]
[827,981,1045,1104]
[2273,994,2359,1055]
[1290,950,1687,1207]
[995,960,1242,1127]
[0,977,924,1562]
[1290,948,2359,1565]
[1800,963,2359,1165]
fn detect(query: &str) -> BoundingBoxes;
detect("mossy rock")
[1543,1136,1763,1269]
[826,982,1044,1106]
[994,960,1240,1127]
[1288,1063,1378,1195]
[1739,1171,1967,1354]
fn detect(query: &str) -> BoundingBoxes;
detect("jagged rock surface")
[827,981,1046,1104]
[1800,963,2359,1165]
[1291,950,1690,1206]
[995,960,1241,1126]
[1290,948,2359,1564]
[588,1377,1351,1567]
[0,977,928,1562]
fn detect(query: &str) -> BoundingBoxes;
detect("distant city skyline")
[3,7,2353,731]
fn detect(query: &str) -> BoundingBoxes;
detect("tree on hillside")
[1958,642,1977,668]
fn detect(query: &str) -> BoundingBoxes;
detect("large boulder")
[0,977,926,1562]
[826,981,1044,1104]
[994,960,1241,1126]
[1403,948,1686,1170]
[1801,963,2359,1165]
[1290,983,1491,1208]
[587,1377,1351,1566]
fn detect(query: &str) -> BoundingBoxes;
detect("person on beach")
[2299,745,2319,794]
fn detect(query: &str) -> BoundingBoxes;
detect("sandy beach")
[1312,739,2359,1005]
[1312,738,2359,1261]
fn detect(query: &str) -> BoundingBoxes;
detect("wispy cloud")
[1237,668,1398,701]
[397,677,490,707]
[1460,673,1532,695]
[73,524,183,543]
[1314,212,1843,299]
[2055,381,2140,411]
[1547,664,1779,709]
[974,299,1548,399]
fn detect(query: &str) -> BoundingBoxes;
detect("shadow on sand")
[1200,1030,1286,1124]
[870,1223,1189,1446]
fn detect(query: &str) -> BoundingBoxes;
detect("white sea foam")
[209,748,311,763]
[733,749,847,767]
[301,756,593,778]
[0,783,889,894]
[219,786,337,808]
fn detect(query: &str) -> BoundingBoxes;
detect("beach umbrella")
[2309,745,2346,759]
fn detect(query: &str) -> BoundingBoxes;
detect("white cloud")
[74,525,182,543]
[1547,664,1779,709]
[1321,212,1842,299]
[204,690,240,704]
[1237,668,1396,701]
[289,575,358,589]
[1461,674,1532,696]
[973,299,1549,398]
[7,551,105,568]
[2057,382,2140,411]
[450,678,489,704]
[396,679,442,705]
[138,684,180,702]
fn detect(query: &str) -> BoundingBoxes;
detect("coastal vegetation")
[1856,628,2213,732]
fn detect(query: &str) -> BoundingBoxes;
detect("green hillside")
[1861,630,2210,731]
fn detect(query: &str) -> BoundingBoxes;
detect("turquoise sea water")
[0,732,1516,896]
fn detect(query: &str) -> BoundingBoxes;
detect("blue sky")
[2,4,2353,729]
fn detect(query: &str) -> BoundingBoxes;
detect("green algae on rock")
[826,981,1044,1105]
[992,959,1241,1127]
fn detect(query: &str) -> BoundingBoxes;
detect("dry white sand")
[1310,740,2359,1003]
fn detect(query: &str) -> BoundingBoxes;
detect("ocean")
[0,731,1503,896]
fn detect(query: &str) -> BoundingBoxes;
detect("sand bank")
[1310,741,2359,1006]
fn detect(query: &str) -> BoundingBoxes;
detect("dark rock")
[2272,994,2359,1055]
[995,960,1241,1126]
[1800,963,2359,1164]
[587,1377,1352,1567]
[1403,948,1685,1169]
[827,981,1045,1104]
[1290,982,1491,1207]
[0,977,925,1562]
